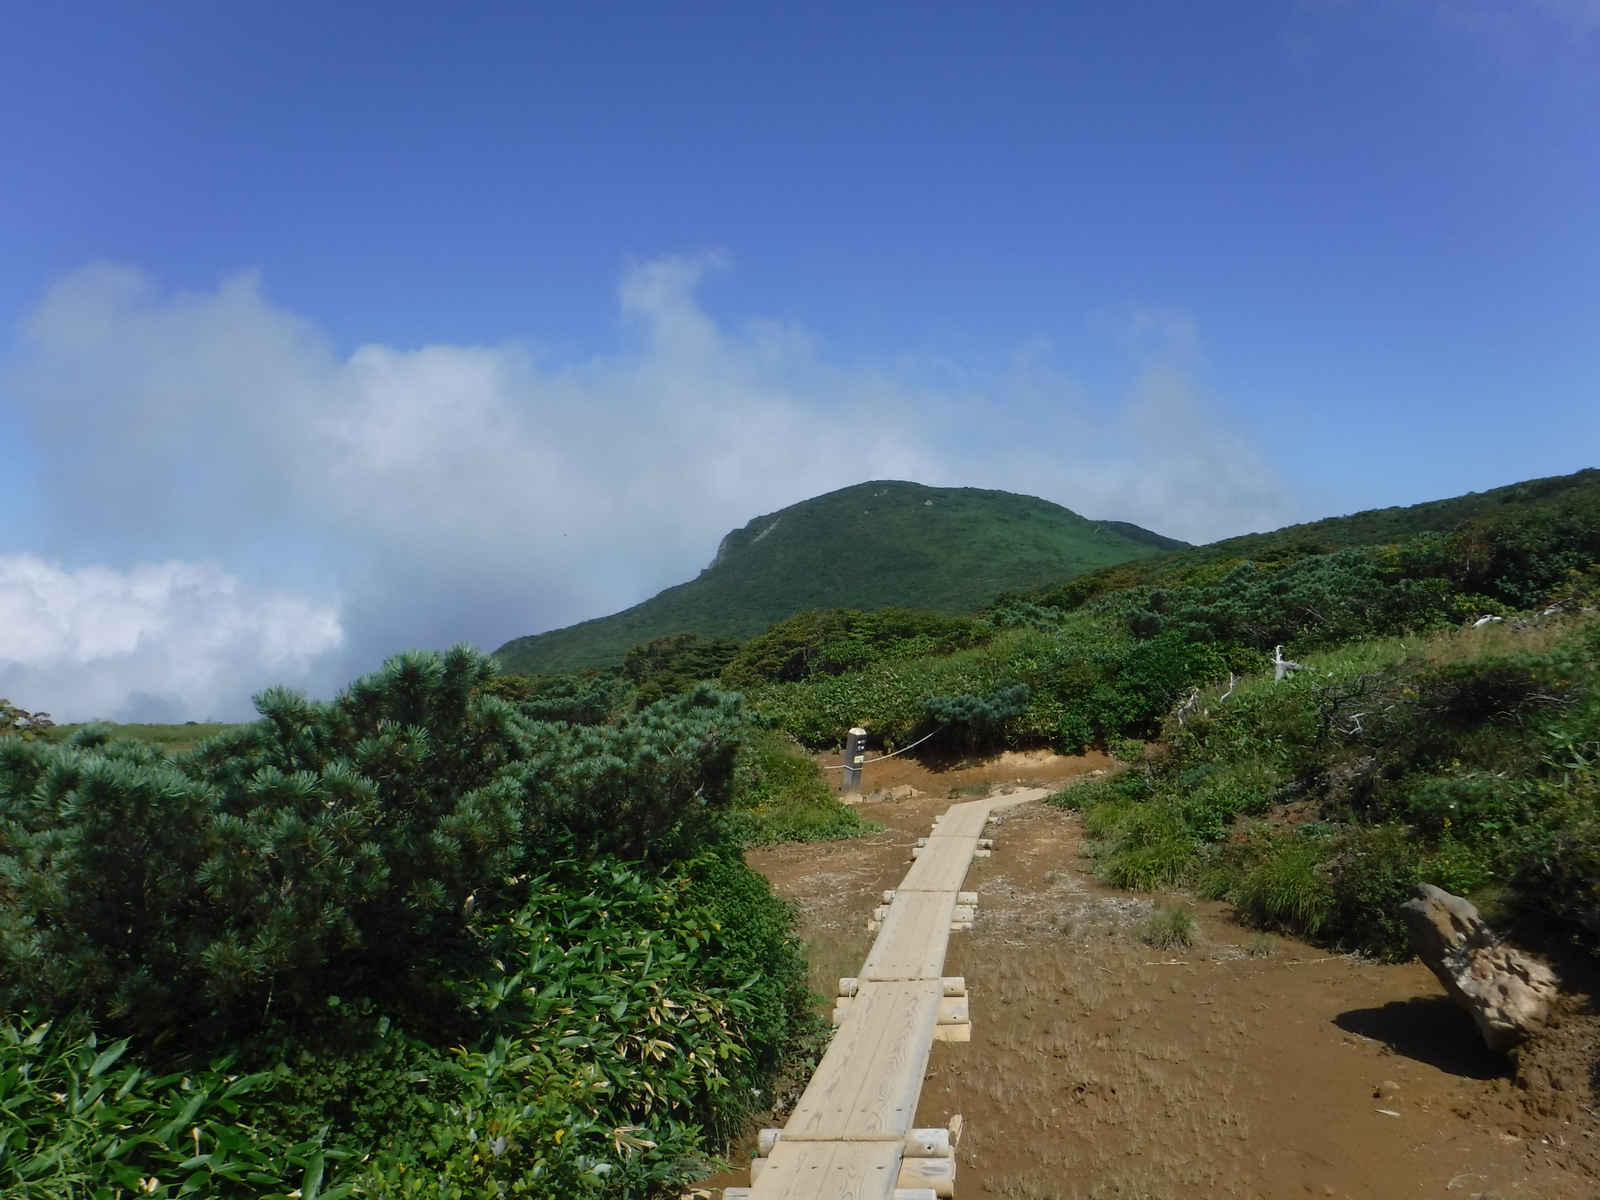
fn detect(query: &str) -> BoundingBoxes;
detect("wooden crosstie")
[728,788,1049,1200]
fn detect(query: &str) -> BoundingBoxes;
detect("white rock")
[1400,884,1558,1052]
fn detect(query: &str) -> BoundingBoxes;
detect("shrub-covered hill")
[741,466,1600,754]
[1021,466,1600,611]
[493,480,1185,676]
[704,464,1600,966]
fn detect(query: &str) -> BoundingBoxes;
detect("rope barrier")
[821,724,948,768]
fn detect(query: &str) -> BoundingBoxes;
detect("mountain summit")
[493,480,1185,675]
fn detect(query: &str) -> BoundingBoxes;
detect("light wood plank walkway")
[859,892,957,982]
[740,787,1050,1200]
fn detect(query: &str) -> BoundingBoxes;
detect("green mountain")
[493,480,1186,675]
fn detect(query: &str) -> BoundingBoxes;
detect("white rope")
[822,724,948,768]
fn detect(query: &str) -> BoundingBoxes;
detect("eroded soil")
[706,757,1600,1199]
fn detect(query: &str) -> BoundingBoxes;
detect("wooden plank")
[748,1139,903,1200]
[897,1155,956,1197]
[859,892,957,981]
[894,839,975,894]
[833,993,966,1023]
[750,793,1049,1197]
[783,979,942,1140]
[927,804,992,840]
[986,786,1050,812]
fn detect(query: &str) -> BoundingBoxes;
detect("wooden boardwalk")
[729,788,1049,1200]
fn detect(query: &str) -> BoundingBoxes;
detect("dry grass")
[799,918,872,1014]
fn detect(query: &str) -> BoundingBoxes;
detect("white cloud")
[0,555,341,722]
[2,257,1295,719]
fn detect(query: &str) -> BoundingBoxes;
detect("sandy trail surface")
[703,756,1600,1199]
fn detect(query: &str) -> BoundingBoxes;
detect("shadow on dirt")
[1334,996,1506,1080]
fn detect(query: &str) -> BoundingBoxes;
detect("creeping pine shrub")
[0,651,757,1053]
[0,647,817,1197]
[624,633,744,707]
[720,608,986,688]
[922,681,1031,748]
[510,671,630,725]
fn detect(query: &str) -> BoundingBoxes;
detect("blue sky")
[2,1,1598,719]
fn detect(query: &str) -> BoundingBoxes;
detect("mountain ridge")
[493,480,1184,675]
[1024,466,1600,609]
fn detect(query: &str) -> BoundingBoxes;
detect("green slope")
[1027,466,1600,608]
[494,480,1186,675]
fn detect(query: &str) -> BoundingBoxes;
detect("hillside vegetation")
[506,468,1600,964]
[731,467,1600,963]
[7,466,1600,1198]
[494,480,1184,675]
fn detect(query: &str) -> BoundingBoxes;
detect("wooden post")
[842,726,868,794]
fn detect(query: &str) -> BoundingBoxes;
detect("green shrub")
[0,643,823,1196]
[1177,761,1277,843]
[922,681,1031,747]
[0,650,766,1055]
[512,672,630,725]
[0,844,815,1199]
[721,608,985,689]
[1508,767,1600,940]
[439,854,799,1185]
[622,633,743,707]
[746,623,1228,751]
[1399,773,1527,840]
[1323,825,1425,959]
[724,730,878,845]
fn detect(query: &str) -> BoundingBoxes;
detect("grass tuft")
[1246,932,1277,958]
[1140,906,1196,950]
[1235,841,1334,934]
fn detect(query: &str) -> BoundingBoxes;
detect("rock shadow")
[1335,996,1506,1080]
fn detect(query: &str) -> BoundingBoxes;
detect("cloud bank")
[0,554,340,722]
[2,258,1295,720]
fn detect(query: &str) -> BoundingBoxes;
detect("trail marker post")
[842,726,868,794]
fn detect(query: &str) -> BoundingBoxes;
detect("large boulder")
[1400,883,1558,1053]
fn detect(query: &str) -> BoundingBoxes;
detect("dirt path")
[718,786,1600,1199]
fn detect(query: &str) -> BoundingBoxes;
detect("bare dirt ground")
[702,755,1600,1199]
